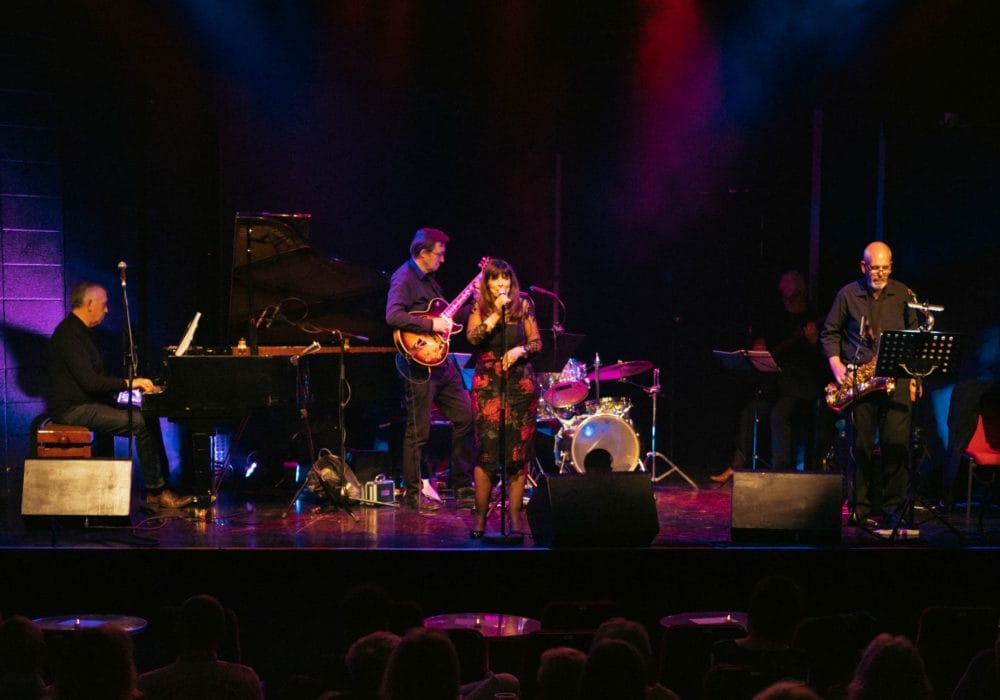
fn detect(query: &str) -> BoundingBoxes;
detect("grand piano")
[144,213,398,501]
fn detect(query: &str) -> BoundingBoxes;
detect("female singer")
[466,259,542,538]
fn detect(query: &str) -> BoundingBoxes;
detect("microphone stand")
[485,297,523,545]
[119,265,137,463]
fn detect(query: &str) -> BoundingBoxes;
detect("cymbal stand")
[643,369,698,490]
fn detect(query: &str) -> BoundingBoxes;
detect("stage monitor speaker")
[731,470,842,544]
[21,459,132,517]
[527,473,659,547]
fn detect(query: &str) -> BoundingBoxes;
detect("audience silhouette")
[137,594,263,699]
[0,615,51,699]
[580,637,647,700]
[381,627,460,700]
[536,646,587,700]
[54,624,138,700]
[846,633,932,700]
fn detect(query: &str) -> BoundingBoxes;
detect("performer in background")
[821,241,920,527]
[466,259,542,538]
[767,271,830,470]
[47,281,192,509]
[711,270,828,482]
[386,228,475,510]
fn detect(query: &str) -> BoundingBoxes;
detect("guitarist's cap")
[410,227,450,257]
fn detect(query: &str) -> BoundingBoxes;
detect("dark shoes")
[404,496,440,512]
[146,488,193,509]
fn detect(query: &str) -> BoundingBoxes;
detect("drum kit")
[536,357,655,474]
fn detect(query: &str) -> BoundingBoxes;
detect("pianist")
[46,281,193,510]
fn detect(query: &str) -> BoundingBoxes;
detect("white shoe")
[421,478,442,502]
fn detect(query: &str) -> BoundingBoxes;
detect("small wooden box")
[36,423,94,458]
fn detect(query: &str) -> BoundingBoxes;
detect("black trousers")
[850,386,912,518]
[54,403,167,491]
[400,355,474,498]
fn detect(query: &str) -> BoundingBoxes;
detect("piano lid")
[229,212,390,345]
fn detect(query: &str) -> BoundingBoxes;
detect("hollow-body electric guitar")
[394,257,489,367]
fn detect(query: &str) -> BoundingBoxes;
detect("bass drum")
[556,413,641,473]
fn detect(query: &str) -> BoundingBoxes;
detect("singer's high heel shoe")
[709,467,734,485]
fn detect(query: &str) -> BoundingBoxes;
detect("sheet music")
[175,312,202,357]
[712,349,781,373]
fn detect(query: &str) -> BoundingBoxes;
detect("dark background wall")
[2,0,998,475]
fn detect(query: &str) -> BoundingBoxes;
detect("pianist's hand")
[131,377,159,394]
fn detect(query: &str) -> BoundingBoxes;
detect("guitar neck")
[441,275,480,319]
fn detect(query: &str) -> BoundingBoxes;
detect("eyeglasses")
[864,263,891,273]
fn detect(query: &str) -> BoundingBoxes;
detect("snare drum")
[541,358,590,408]
[583,396,632,418]
[554,413,640,473]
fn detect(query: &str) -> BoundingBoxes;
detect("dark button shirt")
[385,258,442,333]
[385,258,471,332]
[47,313,125,415]
[821,278,920,365]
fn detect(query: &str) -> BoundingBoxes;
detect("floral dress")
[467,295,542,476]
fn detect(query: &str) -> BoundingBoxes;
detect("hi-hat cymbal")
[587,360,653,382]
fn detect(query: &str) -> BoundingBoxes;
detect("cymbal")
[587,360,653,382]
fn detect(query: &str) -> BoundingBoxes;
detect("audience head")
[847,633,932,700]
[381,627,460,700]
[747,575,805,644]
[56,623,138,699]
[0,615,47,676]
[178,593,227,653]
[580,638,646,700]
[591,617,654,682]
[537,646,587,700]
[754,680,823,700]
[345,630,400,699]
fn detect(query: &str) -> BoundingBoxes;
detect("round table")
[659,611,748,630]
[424,612,541,638]
[33,614,148,635]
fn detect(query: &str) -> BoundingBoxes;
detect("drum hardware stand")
[643,369,698,490]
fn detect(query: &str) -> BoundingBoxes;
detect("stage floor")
[2,472,996,550]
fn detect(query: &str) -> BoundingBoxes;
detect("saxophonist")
[821,241,920,528]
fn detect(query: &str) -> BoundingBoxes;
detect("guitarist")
[386,228,475,511]
[821,241,920,528]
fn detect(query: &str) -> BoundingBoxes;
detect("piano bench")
[35,423,94,458]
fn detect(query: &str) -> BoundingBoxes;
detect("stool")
[35,421,94,458]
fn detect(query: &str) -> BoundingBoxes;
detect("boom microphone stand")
[118,261,137,463]
[485,294,524,545]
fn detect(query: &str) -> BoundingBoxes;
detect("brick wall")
[1,14,66,473]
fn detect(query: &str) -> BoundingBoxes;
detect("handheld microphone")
[118,261,127,286]
[528,284,559,298]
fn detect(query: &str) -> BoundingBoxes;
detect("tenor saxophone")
[825,357,895,412]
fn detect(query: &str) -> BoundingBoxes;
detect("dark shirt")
[385,258,443,333]
[759,306,828,400]
[821,278,920,365]
[385,258,471,333]
[47,313,125,415]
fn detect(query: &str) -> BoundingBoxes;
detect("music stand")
[531,331,584,373]
[873,330,964,539]
[713,349,781,471]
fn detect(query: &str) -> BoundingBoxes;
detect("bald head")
[861,241,893,293]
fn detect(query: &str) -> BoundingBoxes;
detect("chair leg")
[967,459,974,530]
